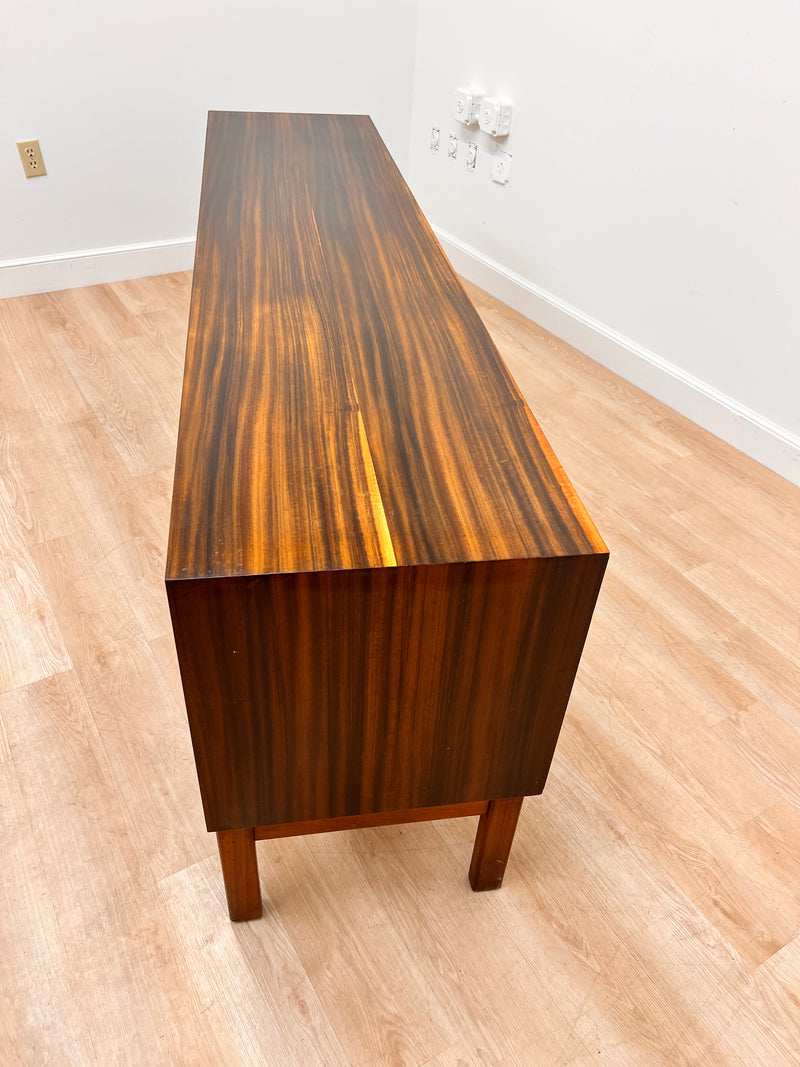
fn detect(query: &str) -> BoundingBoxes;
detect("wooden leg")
[468,797,524,891]
[216,828,262,921]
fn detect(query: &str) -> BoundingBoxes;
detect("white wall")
[1,0,418,294]
[409,0,800,484]
[4,0,798,484]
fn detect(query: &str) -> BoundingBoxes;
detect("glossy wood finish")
[254,802,489,841]
[166,112,605,581]
[3,272,800,1062]
[170,555,605,833]
[216,828,262,922]
[468,797,524,891]
[166,113,608,857]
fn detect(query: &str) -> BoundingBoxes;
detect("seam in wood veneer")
[356,408,397,567]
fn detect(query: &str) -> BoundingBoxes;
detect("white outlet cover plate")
[479,97,513,137]
[491,151,512,184]
[454,87,482,125]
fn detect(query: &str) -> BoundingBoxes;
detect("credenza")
[166,111,608,921]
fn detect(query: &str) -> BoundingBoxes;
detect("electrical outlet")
[448,133,458,161]
[466,143,478,172]
[491,151,512,184]
[479,98,513,138]
[454,87,483,126]
[17,139,47,178]
[430,124,441,152]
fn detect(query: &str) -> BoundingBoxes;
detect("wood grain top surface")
[167,111,606,580]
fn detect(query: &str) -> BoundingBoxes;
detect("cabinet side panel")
[167,555,606,831]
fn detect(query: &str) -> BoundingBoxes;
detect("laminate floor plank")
[30,529,211,882]
[685,559,800,661]
[1,293,93,425]
[597,523,800,729]
[508,762,795,1065]
[51,331,176,478]
[0,676,218,1066]
[44,416,174,641]
[2,271,799,1064]
[263,839,459,1066]
[561,688,800,967]
[349,833,586,1065]
[157,858,352,1066]
[0,406,86,546]
[739,799,800,888]
[0,485,72,693]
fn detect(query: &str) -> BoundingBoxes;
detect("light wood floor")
[1,272,799,1066]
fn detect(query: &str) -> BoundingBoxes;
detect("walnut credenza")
[166,111,608,921]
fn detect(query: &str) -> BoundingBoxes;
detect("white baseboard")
[435,226,800,488]
[3,226,798,487]
[0,237,196,299]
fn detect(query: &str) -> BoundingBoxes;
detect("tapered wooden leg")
[469,797,524,891]
[216,828,262,921]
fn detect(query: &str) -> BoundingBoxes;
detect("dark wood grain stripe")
[168,554,607,830]
[166,112,606,581]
